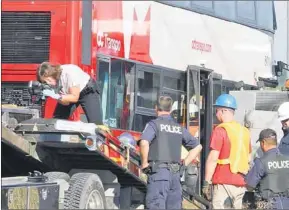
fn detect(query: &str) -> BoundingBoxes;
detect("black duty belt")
[143,161,183,174]
[158,163,181,173]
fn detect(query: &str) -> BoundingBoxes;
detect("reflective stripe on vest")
[217,159,230,164]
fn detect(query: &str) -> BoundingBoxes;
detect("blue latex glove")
[42,89,61,100]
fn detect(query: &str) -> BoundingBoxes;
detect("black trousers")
[53,91,103,124]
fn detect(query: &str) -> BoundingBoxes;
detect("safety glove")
[42,89,61,100]
[202,180,212,201]
[96,124,112,136]
[142,166,152,175]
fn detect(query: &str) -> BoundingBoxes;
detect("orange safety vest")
[217,121,251,174]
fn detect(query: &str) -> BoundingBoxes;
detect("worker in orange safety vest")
[202,94,252,209]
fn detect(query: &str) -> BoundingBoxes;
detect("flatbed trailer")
[1,119,146,209]
[1,118,211,209]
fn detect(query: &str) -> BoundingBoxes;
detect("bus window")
[98,59,110,125]
[163,71,187,126]
[188,71,199,136]
[213,83,222,102]
[164,69,200,137]
[134,66,188,132]
[187,69,200,137]
[163,74,186,92]
[111,59,136,130]
[98,58,136,129]
[137,69,160,109]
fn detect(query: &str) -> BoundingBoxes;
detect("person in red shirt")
[202,94,252,209]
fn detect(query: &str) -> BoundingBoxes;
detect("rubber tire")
[44,172,70,182]
[64,173,106,209]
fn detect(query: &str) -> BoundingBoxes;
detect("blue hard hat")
[214,94,237,110]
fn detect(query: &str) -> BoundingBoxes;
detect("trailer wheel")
[64,173,106,209]
[44,172,70,182]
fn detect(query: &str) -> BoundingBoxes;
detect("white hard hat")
[277,102,289,121]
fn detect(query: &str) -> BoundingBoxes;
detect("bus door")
[186,65,214,195]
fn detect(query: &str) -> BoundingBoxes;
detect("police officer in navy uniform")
[139,93,203,209]
[245,128,289,209]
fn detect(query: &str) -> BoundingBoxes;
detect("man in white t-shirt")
[37,62,103,124]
